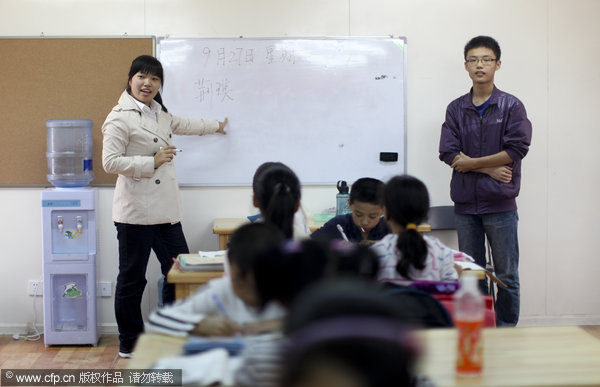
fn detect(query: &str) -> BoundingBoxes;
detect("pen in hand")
[154,146,180,169]
[336,224,349,241]
[159,146,183,152]
[212,294,231,319]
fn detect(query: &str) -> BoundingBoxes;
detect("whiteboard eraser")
[380,152,398,162]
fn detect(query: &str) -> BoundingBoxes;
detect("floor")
[0,334,130,369]
[1,327,599,370]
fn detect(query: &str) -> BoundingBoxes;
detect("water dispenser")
[41,187,99,345]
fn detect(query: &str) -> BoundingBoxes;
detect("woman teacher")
[102,55,228,357]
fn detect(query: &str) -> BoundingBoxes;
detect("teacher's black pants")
[114,222,189,353]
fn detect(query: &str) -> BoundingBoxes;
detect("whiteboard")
[157,37,406,186]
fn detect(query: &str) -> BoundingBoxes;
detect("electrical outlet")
[28,280,43,296]
[97,281,112,297]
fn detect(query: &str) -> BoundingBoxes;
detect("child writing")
[281,279,425,387]
[146,223,285,337]
[311,177,390,245]
[372,175,461,284]
[252,162,310,240]
[234,239,380,387]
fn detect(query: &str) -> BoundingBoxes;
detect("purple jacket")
[439,87,532,215]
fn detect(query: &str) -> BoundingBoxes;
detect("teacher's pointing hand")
[217,117,228,135]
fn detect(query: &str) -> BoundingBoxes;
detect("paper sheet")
[180,251,226,265]
[153,348,241,386]
[198,250,228,259]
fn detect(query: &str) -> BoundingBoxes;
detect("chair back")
[428,205,456,230]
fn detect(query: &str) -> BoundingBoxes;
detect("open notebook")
[153,348,242,386]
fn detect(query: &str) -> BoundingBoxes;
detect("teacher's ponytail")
[153,91,168,113]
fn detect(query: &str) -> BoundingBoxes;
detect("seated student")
[253,239,380,309]
[146,223,285,337]
[234,239,379,387]
[281,279,429,387]
[372,175,461,285]
[311,177,390,245]
[252,161,310,240]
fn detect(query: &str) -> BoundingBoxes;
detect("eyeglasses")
[465,57,497,66]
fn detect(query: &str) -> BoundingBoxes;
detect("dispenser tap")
[76,216,83,232]
[57,216,64,233]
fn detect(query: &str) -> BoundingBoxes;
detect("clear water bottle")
[336,180,351,216]
[46,119,94,187]
[455,273,485,376]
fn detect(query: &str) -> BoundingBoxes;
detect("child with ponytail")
[252,162,310,240]
[373,175,460,284]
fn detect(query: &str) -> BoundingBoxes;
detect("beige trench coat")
[102,91,219,225]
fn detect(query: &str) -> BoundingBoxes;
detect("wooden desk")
[213,217,431,249]
[130,326,600,385]
[129,333,186,370]
[213,217,327,249]
[417,326,600,386]
[213,218,251,250]
[166,264,223,300]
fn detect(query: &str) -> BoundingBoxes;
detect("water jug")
[46,119,94,187]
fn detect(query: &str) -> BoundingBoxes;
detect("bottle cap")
[337,180,349,194]
[460,273,480,291]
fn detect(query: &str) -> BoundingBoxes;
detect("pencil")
[212,294,231,319]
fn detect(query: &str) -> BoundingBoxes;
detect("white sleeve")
[145,278,227,336]
[234,334,283,387]
[431,238,460,282]
[170,114,220,136]
[101,117,155,179]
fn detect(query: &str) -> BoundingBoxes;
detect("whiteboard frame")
[157,35,407,186]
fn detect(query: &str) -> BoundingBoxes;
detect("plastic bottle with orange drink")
[455,273,485,376]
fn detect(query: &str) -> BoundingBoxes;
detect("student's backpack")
[379,283,454,328]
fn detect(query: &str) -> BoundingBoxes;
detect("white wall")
[1,0,599,333]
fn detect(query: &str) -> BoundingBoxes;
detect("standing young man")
[439,36,532,326]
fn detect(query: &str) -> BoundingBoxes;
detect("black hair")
[284,280,404,334]
[253,239,379,308]
[126,55,168,112]
[252,162,301,239]
[384,175,430,279]
[227,222,284,277]
[252,161,285,191]
[464,35,501,61]
[284,339,417,387]
[281,280,419,387]
[325,241,380,280]
[349,177,385,205]
[253,239,330,309]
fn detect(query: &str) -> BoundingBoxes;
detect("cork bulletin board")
[0,37,154,185]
